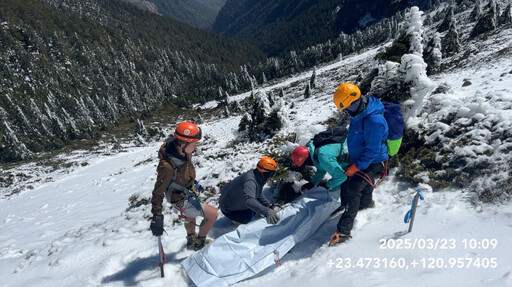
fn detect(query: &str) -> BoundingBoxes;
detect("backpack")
[312,125,348,149]
[311,125,348,162]
[382,101,404,156]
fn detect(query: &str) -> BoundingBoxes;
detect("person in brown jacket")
[150,121,218,251]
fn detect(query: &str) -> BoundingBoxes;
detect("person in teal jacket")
[291,139,349,193]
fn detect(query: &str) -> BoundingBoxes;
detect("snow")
[2,6,512,287]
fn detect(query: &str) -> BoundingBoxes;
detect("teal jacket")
[305,140,350,189]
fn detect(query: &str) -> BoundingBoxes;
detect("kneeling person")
[219,157,280,225]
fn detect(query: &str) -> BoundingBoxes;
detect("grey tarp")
[182,187,340,286]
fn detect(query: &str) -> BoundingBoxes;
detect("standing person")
[219,157,280,225]
[291,132,349,194]
[149,122,218,251]
[330,83,389,244]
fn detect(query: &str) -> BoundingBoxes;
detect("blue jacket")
[347,96,389,170]
[305,140,349,189]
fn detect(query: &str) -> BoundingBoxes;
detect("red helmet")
[257,156,277,173]
[174,122,202,142]
[291,146,309,167]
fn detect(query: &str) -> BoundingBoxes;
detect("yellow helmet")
[257,156,277,173]
[333,83,361,110]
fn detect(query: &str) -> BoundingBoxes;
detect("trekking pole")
[157,235,166,278]
[403,188,424,233]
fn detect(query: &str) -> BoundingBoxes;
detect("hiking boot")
[329,232,352,246]
[193,235,212,251]
[371,200,376,208]
[186,233,197,250]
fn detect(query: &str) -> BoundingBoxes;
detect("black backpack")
[311,125,348,162]
[312,125,348,148]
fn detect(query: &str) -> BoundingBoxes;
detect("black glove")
[265,208,280,224]
[300,182,315,192]
[150,214,164,236]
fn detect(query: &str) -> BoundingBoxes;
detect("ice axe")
[403,188,424,233]
[157,236,166,277]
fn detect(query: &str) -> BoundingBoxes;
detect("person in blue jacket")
[291,136,349,193]
[330,82,389,245]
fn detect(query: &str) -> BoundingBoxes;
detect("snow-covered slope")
[1,6,512,287]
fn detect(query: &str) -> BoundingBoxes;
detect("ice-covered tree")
[442,20,461,56]
[437,4,455,33]
[498,3,512,25]
[304,82,311,98]
[470,0,483,21]
[406,6,424,56]
[237,91,285,142]
[470,0,498,39]
[400,53,436,124]
[423,32,442,75]
[0,120,33,161]
[309,67,317,89]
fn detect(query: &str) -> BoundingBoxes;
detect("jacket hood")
[354,96,384,119]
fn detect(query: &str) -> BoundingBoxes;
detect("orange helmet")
[257,156,277,173]
[291,146,309,167]
[333,83,361,110]
[174,122,202,142]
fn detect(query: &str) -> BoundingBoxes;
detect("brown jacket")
[151,140,196,215]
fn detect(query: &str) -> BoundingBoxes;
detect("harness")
[165,157,206,227]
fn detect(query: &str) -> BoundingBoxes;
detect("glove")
[265,208,280,224]
[193,182,204,193]
[150,214,164,236]
[345,164,359,177]
[300,182,315,192]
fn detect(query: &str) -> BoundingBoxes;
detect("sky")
[1,4,512,287]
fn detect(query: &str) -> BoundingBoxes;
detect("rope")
[355,160,389,189]
[175,194,207,227]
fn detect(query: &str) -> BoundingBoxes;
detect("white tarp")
[182,187,340,287]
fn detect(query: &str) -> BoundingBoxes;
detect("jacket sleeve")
[243,180,269,216]
[310,168,326,186]
[356,115,387,170]
[306,141,326,186]
[317,147,347,189]
[151,161,174,215]
[256,190,271,207]
[318,144,347,189]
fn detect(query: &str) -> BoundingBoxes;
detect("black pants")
[221,209,254,224]
[337,162,385,235]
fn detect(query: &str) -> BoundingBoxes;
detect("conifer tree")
[470,0,483,22]
[498,3,512,25]
[437,4,455,32]
[304,82,311,98]
[470,0,498,39]
[310,67,317,89]
[442,19,461,56]
[424,32,442,75]
[278,88,285,98]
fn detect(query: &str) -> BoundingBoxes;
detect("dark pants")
[337,162,385,235]
[221,209,254,224]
